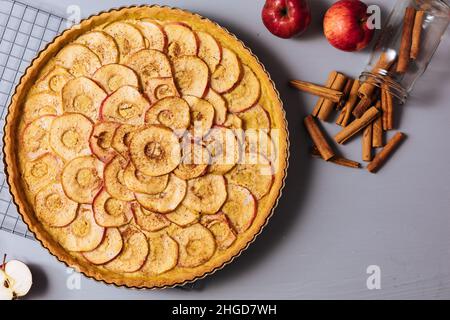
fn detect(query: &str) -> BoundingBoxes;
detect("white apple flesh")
[4,260,33,298]
[0,270,13,300]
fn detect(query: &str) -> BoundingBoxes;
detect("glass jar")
[359,0,450,103]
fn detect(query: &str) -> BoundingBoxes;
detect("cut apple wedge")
[164,23,198,59]
[224,65,261,113]
[62,76,107,121]
[74,31,119,65]
[23,92,62,124]
[223,113,243,130]
[221,184,257,233]
[135,20,167,52]
[204,126,241,175]
[93,64,139,94]
[238,104,270,129]
[35,183,78,227]
[100,86,149,125]
[125,49,172,80]
[103,22,145,62]
[165,205,199,227]
[104,156,135,202]
[197,31,222,73]
[200,213,237,249]
[174,142,210,180]
[93,188,133,227]
[211,47,242,93]
[145,96,190,134]
[22,115,55,160]
[33,66,73,94]
[142,233,178,275]
[104,226,149,273]
[144,77,179,104]
[23,153,63,194]
[89,121,120,163]
[61,155,104,204]
[184,95,215,138]
[54,44,101,77]
[129,125,181,176]
[135,174,186,213]
[83,228,123,265]
[133,204,170,232]
[3,260,33,298]
[123,162,168,195]
[111,124,138,157]
[49,113,93,161]
[173,56,209,97]
[171,223,216,268]
[184,174,227,214]
[205,89,227,125]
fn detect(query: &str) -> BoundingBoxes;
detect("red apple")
[323,0,374,52]
[262,0,311,39]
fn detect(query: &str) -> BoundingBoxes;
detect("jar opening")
[359,71,408,104]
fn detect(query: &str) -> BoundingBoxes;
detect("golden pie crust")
[3,5,289,289]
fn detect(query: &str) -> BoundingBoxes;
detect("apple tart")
[4,6,288,288]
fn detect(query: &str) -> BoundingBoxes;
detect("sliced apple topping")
[54,44,101,77]
[173,56,209,97]
[145,96,190,134]
[104,156,135,201]
[174,142,210,180]
[49,113,93,161]
[200,213,237,249]
[23,92,62,124]
[183,95,215,138]
[135,20,167,52]
[54,205,105,252]
[197,31,222,73]
[89,121,120,163]
[35,183,78,227]
[22,115,55,160]
[221,184,257,233]
[238,104,270,130]
[205,89,227,125]
[223,113,243,130]
[100,86,149,125]
[142,233,178,275]
[93,188,133,227]
[123,162,168,195]
[244,130,276,162]
[133,204,170,232]
[165,205,199,227]
[204,126,241,174]
[61,155,104,204]
[33,66,74,94]
[184,174,227,214]
[224,65,261,113]
[93,64,139,93]
[144,77,179,104]
[62,76,107,121]
[164,23,198,59]
[129,126,181,176]
[103,22,145,62]
[135,174,186,213]
[23,153,63,194]
[171,224,216,268]
[225,152,274,200]
[125,49,172,80]
[83,228,123,265]
[105,227,149,273]
[211,48,242,93]
[74,31,119,65]
[111,124,138,157]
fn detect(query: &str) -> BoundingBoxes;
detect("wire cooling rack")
[0,0,67,239]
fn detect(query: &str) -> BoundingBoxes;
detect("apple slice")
[100,86,149,125]
[125,49,172,80]
[165,205,199,227]
[49,113,93,161]
[197,31,222,73]
[145,96,190,134]
[211,47,242,93]
[221,184,257,233]
[183,95,215,138]
[23,153,63,194]
[238,104,270,129]
[173,56,209,97]
[200,213,237,249]
[144,77,179,104]
[171,224,216,268]
[61,155,104,204]
[184,174,227,214]
[93,188,133,227]
[103,156,135,202]
[164,23,198,59]
[205,89,227,125]
[204,126,241,175]
[23,92,62,124]
[22,115,55,160]
[93,64,139,93]
[135,174,186,213]
[35,183,78,227]
[135,20,167,52]
[223,113,243,129]
[111,124,138,157]
[123,162,168,195]
[225,152,274,200]
[142,233,178,275]
[74,31,119,65]
[33,66,73,94]
[103,22,145,62]
[129,125,181,176]
[83,228,123,265]
[224,65,261,113]
[133,204,170,232]
[3,260,33,298]
[54,44,101,77]
[244,130,276,162]
[89,121,120,163]
[62,76,107,121]
[174,142,210,180]
[104,227,149,273]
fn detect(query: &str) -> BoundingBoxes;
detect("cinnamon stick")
[352,96,372,118]
[312,71,337,117]
[411,10,425,60]
[304,115,334,161]
[397,7,416,73]
[338,78,355,110]
[290,79,343,103]
[335,106,380,144]
[362,123,373,162]
[311,146,361,169]
[372,101,383,147]
[336,80,360,127]
[367,132,406,173]
[311,71,347,121]
[381,85,394,130]
[358,52,396,99]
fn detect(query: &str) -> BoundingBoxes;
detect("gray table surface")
[1,0,449,300]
